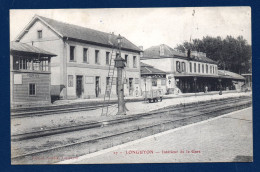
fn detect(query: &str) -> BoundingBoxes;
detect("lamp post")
[114,34,126,115]
[194,77,197,93]
[218,78,222,95]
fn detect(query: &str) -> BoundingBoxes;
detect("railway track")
[11,91,240,118]
[11,96,250,141]
[11,96,252,164]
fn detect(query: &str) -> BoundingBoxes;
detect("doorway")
[129,78,134,96]
[95,76,100,97]
[76,75,83,98]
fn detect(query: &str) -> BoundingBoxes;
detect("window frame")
[37,30,42,39]
[70,46,75,61]
[133,56,137,68]
[28,83,36,96]
[95,50,100,64]
[68,75,74,87]
[106,52,110,65]
[83,48,88,63]
[152,78,158,87]
[125,54,128,67]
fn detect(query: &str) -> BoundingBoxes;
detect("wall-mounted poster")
[14,74,22,84]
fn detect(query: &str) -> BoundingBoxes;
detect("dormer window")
[37,30,42,39]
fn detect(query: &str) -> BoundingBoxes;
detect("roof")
[10,42,56,57]
[16,15,142,53]
[140,62,166,75]
[218,70,245,80]
[142,44,217,64]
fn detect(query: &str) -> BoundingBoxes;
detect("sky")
[10,7,251,49]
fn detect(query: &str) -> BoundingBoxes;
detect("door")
[76,75,83,98]
[129,78,134,96]
[95,76,100,97]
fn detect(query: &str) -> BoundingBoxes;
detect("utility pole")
[114,34,126,115]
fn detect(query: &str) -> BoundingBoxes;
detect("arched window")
[176,61,181,73]
[182,62,186,72]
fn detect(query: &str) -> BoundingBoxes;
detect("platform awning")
[10,42,56,57]
[218,70,245,80]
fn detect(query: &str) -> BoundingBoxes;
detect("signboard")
[14,74,22,84]
[85,76,94,84]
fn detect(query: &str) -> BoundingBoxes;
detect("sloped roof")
[16,15,141,53]
[142,44,217,64]
[140,62,166,75]
[10,41,56,57]
[218,70,245,80]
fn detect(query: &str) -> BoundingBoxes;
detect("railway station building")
[140,62,167,95]
[14,15,142,100]
[10,42,56,107]
[141,44,245,94]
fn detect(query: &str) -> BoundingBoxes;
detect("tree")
[175,36,252,74]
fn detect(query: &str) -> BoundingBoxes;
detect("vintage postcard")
[10,7,252,164]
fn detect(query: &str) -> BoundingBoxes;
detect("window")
[135,78,139,84]
[176,61,181,72]
[68,75,73,87]
[198,64,200,73]
[37,30,42,39]
[29,83,36,96]
[194,63,196,73]
[95,50,99,64]
[202,64,204,73]
[210,66,212,74]
[161,78,166,85]
[70,46,75,61]
[125,55,128,67]
[133,56,137,68]
[190,62,192,73]
[106,77,110,86]
[83,48,88,63]
[213,66,215,74]
[152,78,157,86]
[182,62,186,72]
[206,65,208,73]
[106,52,110,65]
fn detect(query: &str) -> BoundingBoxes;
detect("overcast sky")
[10,7,251,49]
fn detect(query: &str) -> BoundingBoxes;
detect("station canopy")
[10,42,56,57]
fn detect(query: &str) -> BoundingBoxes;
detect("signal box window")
[29,83,36,96]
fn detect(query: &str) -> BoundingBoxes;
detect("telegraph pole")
[114,34,126,115]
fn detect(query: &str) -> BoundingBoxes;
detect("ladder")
[101,49,117,116]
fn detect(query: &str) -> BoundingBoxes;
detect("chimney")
[159,44,164,56]
[138,46,143,51]
[191,51,198,57]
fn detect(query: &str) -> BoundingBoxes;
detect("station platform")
[53,90,239,106]
[58,107,253,164]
